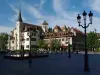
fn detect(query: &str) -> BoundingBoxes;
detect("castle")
[8,10,85,51]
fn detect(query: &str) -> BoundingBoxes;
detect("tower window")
[26,38,29,41]
[26,45,29,48]
[12,41,14,43]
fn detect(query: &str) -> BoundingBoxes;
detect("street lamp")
[77,11,93,72]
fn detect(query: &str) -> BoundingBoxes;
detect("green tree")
[50,39,61,51]
[38,39,48,49]
[37,39,45,48]
[54,39,61,50]
[48,27,53,32]
[87,31,99,51]
[0,33,8,50]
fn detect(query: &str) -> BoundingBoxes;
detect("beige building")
[44,25,85,51]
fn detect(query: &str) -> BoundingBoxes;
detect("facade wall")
[8,20,84,51]
[23,32,39,50]
[44,37,72,47]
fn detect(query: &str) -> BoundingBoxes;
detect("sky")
[0,0,100,33]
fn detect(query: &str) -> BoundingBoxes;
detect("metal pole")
[84,23,89,71]
[68,44,71,58]
[68,38,71,58]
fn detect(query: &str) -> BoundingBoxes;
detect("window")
[65,42,68,44]
[27,32,29,36]
[12,41,14,43]
[34,33,36,36]
[26,45,29,48]
[62,39,64,41]
[31,45,37,48]
[31,38,36,41]
[66,38,68,41]
[26,38,29,41]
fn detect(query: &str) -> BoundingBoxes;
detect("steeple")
[17,10,23,22]
[42,21,48,25]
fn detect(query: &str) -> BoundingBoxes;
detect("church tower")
[41,21,48,32]
[16,10,23,50]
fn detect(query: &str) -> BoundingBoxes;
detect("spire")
[17,10,23,22]
[42,21,48,25]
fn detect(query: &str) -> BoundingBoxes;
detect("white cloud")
[0,26,13,34]
[8,0,80,31]
[22,3,44,19]
[87,16,100,32]
[28,5,44,19]
[9,0,95,33]
[8,4,18,23]
[83,0,100,32]
[53,0,70,19]
[8,4,26,23]
[22,0,79,29]
[9,4,19,13]
[88,0,100,13]
[39,0,47,10]
[8,14,17,23]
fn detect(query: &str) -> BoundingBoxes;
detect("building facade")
[8,10,44,50]
[44,25,85,51]
[8,10,85,51]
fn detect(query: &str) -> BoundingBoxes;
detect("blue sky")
[0,0,100,33]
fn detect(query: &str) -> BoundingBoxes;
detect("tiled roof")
[22,22,43,32]
[54,25,62,31]
[61,25,66,29]
[71,27,84,34]
[44,31,74,39]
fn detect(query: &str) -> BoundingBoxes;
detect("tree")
[48,27,53,32]
[87,31,99,51]
[54,39,61,50]
[38,39,48,49]
[37,40,44,48]
[0,33,8,50]
[50,39,61,51]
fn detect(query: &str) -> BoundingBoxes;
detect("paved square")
[0,53,100,75]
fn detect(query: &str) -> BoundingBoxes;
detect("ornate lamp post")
[77,11,93,72]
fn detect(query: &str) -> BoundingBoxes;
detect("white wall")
[44,37,72,46]
[23,31,40,50]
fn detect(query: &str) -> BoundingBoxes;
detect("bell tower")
[41,21,48,32]
[16,10,23,50]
